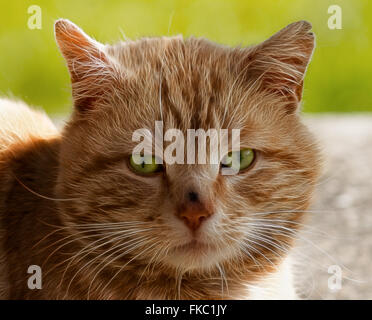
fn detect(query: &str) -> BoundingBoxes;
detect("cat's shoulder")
[0,99,61,298]
[0,98,58,152]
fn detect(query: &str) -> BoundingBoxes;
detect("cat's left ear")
[54,19,118,112]
[241,21,315,112]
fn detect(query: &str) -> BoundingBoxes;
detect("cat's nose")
[179,208,211,231]
[178,199,213,231]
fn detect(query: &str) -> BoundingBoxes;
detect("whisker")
[66,234,150,298]
[94,241,161,298]
[13,174,76,202]
[57,229,148,285]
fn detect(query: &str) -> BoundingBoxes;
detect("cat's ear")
[242,21,315,112]
[54,19,118,111]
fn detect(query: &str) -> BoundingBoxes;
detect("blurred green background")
[1,0,371,115]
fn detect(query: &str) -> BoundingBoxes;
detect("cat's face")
[55,20,321,274]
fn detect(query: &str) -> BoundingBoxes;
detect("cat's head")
[55,19,320,275]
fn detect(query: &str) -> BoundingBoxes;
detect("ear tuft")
[54,19,104,52]
[273,20,313,39]
[54,19,117,112]
[241,21,315,113]
[54,19,108,82]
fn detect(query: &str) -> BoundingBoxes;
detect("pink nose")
[178,204,213,231]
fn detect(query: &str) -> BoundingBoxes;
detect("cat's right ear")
[54,19,118,112]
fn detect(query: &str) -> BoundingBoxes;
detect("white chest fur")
[247,256,298,300]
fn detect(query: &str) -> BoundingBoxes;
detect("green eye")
[221,148,255,171]
[129,154,163,175]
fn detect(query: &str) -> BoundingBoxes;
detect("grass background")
[0,0,371,115]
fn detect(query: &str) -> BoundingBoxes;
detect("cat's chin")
[164,239,233,271]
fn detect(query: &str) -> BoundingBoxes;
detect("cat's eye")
[221,148,255,172]
[129,154,163,175]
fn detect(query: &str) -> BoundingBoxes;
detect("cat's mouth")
[173,240,214,254]
[165,238,234,270]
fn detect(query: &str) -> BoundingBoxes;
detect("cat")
[0,19,321,299]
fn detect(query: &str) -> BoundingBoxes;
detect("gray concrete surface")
[295,115,372,299]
